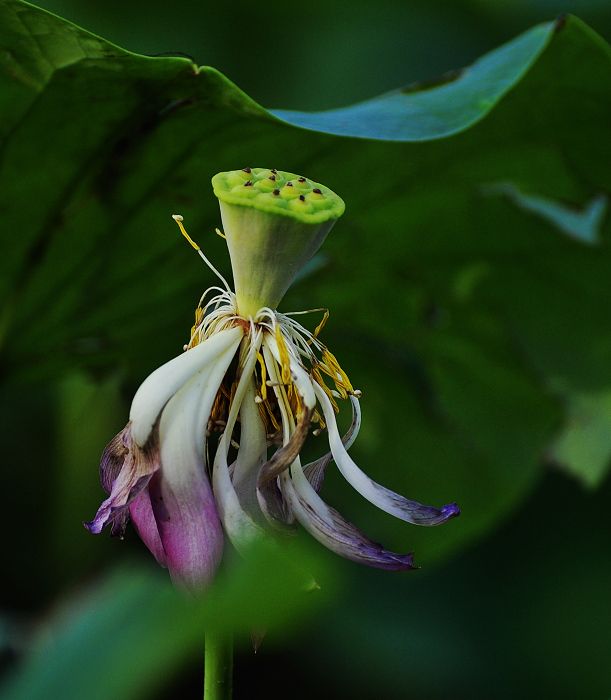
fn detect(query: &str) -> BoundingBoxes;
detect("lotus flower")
[86,168,459,591]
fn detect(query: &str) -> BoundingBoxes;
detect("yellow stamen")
[253,351,283,433]
[320,349,354,398]
[256,351,268,402]
[219,381,232,400]
[210,388,229,427]
[275,325,292,385]
[257,399,269,431]
[189,306,205,347]
[311,366,339,413]
[215,227,226,240]
[172,214,200,250]
[317,363,346,399]
[172,214,232,293]
[312,409,326,430]
[312,308,329,342]
[264,398,281,431]
[287,383,302,421]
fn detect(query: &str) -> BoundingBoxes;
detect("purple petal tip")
[388,551,417,571]
[83,520,100,534]
[441,503,461,520]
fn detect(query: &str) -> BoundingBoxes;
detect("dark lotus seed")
[269,175,276,181]
[273,189,280,195]
[270,169,277,174]
[298,177,306,183]
[242,167,252,173]
[312,188,322,194]
[299,194,306,201]
[245,180,253,186]
[286,181,294,187]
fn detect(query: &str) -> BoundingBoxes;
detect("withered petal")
[85,425,160,536]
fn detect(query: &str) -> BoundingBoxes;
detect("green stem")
[204,629,233,700]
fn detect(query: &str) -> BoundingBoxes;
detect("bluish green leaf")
[272,20,554,140]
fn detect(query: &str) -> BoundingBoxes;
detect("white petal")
[278,458,413,570]
[160,335,240,483]
[212,339,267,551]
[130,326,243,446]
[303,394,361,492]
[344,395,361,451]
[314,383,459,526]
[232,376,268,520]
[154,333,241,590]
[264,352,414,569]
[263,353,338,527]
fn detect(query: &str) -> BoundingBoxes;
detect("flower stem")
[204,629,233,700]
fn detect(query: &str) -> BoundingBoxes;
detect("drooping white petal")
[264,350,414,570]
[212,339,267,551]
[314,383,459,526]
[279,458,415,570]
[131,326,243,446]
[152,331,241,591]
[344,394,361,451]
[232,376,268,521]
[303,394,361,492]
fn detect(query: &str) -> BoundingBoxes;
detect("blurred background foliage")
[1,0,611,698]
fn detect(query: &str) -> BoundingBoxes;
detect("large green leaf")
[1,0,610,571]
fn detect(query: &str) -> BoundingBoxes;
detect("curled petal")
[99,426,130,493]
[85,425,159,537]
[257,404,313,486]
[314,384,460,526]
[280,461,415,571]
[265,343,414,570]
[303,394,362,493]
[154,335,241,591]
[130,326,243,447]
[302,457,328,495]
[343,394,362,451]
[257,478,296,535]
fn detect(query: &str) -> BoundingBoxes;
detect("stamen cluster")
[185,287,358,446]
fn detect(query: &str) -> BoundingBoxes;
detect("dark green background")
[1,1,611,698]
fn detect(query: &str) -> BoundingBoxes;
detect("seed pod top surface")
[212,168,345,224]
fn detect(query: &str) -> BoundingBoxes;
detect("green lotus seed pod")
[212,168,345,317]
[225,168,254,188]
[256,191,288,208]
[254,168,286,186]
[288,196,315,215]
[293,176,311,190]
[253,178,277,193]
[230,182,259,199]
[305,189,330,211]
[280,183,300,200]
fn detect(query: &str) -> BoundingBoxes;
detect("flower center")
[183,289,358,446]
